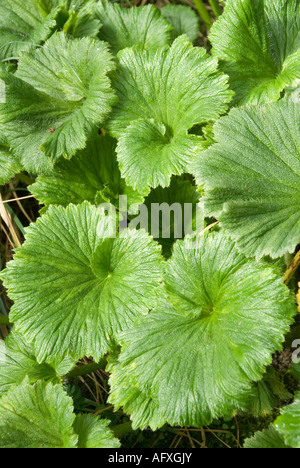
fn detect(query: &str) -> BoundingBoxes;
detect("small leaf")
[0,331,73,396]
[274,392,300,448]
[191,100,300,259]
[0,134,22,185]
[161,5,199,43]
[210,0,300,105]
[95,1,173,55]
[63,0,101,39]
[116,233,295,427]
[0,32,116,173]
[30,135,144,211]
[1,202,164,362]
[108,35,233,193]
[73,414,120,448]
[244,426,288,449]
[0,381,78,448]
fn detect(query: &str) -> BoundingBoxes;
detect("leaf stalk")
[283,251,300,286]
[193,0,213,27]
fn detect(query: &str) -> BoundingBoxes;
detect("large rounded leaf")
[210,0,300,106]
[191,100,300,259]
[1,203,164,362]
[108,35,233,194]
[0,32,116,174]
[116,232,295,427]
[0,381,78,448]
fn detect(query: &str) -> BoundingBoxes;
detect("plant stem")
[111,422,133,439]
[0,315,12,326]
[208,0,222,17]
[66,358,107,379]
[283,251,300,285]
[193,0,213,27]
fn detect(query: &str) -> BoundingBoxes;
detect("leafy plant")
[0,0,300,450]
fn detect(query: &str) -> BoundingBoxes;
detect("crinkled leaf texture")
[30,135,144,211]
[115,232,295,427]
[73,414,120,448]
[107,354,166,431]
[0,0,61,61]
[1,202,164,362]
[210,0,300,106]
[63,0,102,39]
[0,134,22,185]
[0,380,119,448]
[95,2,173,55]
[0,331,74,397]
[191,100,300,259]
[244,426,288,449]
[274,392,300,448]
[161,5,199,43]
[108,35,233,194]
[0,380,78,448]
[0,32,116,174]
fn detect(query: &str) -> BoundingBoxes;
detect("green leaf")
[73,414,120,448]
[0,0,61,61]
[107,355,166,431]
[0,32,116,174]
[244,426,288,449]
[1,202,164,362]
[0,134,22,185]
[63,0,101,39]
[142,176,203,258]
[249,367,292,417]
[209,0,300,106]
[191,100,300,259]
[30,135,144,211]
[95,1,173,55]
[274,392,300,448]
[161,5,199,43]
[108,35,233,194]
[0,380,78,448]
[0,331,73,396]
[116,232,295,427]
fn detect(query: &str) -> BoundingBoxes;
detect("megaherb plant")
[0,0,300,449]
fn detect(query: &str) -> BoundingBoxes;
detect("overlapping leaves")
[191,100,300,259]
[0,0,61,61]
[30,135,144,211]
[0,380,119,448]
[108,35,233,194]
[210,0,300,106]
[0,331,74,396]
